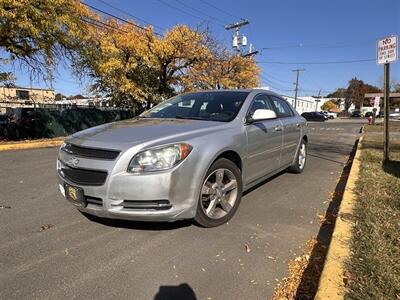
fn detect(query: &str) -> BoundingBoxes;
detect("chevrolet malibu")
[57,89,308,227]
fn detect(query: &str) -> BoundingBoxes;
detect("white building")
[283,96,343,114]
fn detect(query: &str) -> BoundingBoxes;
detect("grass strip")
[345,123,400,299]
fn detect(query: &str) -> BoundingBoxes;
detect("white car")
[320,111,337,119]
[389,112,400,119]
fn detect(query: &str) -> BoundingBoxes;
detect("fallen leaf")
[39,224,54,232]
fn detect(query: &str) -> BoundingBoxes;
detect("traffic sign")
[377,36,398,65]
[373,96,380,108]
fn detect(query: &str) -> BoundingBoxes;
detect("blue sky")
[4,0,400,97]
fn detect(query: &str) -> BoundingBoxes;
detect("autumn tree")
[345,78,380,109]
[0,0,92,79]
[76,22,219,109]
[0,71,15,86]
[144,25,211,101]
[182,46,260,91]
[326,88,346,98]
[320,100,336,111]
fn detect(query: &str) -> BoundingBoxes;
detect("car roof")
[186,88,283,97]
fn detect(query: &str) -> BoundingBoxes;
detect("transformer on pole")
[225,19,257,57]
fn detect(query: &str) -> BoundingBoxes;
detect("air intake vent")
[86,196,103,207]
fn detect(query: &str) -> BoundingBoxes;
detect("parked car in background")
[320,111,337,119]
[389,112,400,120]
[301,111,327,122]
[57,89,308,227]
[351,110,361,118]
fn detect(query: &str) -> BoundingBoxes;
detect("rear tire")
[288,139,307,174]
[194,158,242,228]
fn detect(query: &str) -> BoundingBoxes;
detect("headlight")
[127,143,192,174]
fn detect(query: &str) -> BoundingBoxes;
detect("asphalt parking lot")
[0,118,365,300]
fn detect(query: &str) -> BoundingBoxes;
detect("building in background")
[0,86,55,108]
[54,97,111,108]
[283,95,344,114]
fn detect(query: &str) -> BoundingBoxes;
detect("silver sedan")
[57,89,308,227]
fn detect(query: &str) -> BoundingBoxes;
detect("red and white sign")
[377,36,398,64]
[373,96,380,108]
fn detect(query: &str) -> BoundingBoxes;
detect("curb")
[314,135,363,299]
[0,139,64,151]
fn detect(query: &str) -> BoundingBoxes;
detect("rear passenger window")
[270,96,293,118]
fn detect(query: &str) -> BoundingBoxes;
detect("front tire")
[288,139,307,174]
[194,158,243,228]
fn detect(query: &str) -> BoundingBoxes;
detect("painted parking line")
[309,127,344,131]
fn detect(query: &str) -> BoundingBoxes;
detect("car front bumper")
[57,147,203,222]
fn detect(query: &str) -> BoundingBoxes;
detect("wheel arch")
[214,150,243,172]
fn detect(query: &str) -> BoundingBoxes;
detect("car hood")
[67,118,226,150]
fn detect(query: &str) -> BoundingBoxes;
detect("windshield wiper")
[174,115,207,121]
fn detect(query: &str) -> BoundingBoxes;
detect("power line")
[157,0,221,26]
[262,72,292,84]
[82,16,128,34]
[261,39,376,50]
[81,2,155,34]
[257,58,375,65]
[198,0,240,20]
[94,0,165,33]
[174,0,226,25]
[259,74,294,92]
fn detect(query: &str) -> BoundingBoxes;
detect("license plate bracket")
[64,183,86,207]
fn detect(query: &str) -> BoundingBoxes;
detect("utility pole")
[292,69,305,109]
[315,88,322,111]
[225,19,250,55]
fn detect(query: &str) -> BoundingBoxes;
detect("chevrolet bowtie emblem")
[68,157,80,168]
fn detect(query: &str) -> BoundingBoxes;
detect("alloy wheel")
[200,168,238,219]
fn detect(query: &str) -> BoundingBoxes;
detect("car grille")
[62,143,120,160]
[122,200,171,210]
[86,196,103,207]
[60,165,107,186]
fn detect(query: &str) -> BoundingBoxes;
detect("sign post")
[377,35,398,162]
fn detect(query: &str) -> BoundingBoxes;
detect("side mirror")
[247,109,277,123]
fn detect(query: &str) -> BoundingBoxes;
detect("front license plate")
[64,183,85,207]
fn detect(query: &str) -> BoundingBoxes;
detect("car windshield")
[140,91,249,122]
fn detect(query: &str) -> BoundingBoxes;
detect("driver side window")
[249,94,273,116]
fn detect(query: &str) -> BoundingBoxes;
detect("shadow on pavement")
[81,212,192,231]
[243,171,285,196]
[307,153,345,165]
[294,139,359,299]
[154,283,196,300]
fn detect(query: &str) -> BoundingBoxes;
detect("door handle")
[274,126,282,132]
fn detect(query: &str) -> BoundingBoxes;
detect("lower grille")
[122,200,171,210]
[86,196,103,207]
[60,165,107,186]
